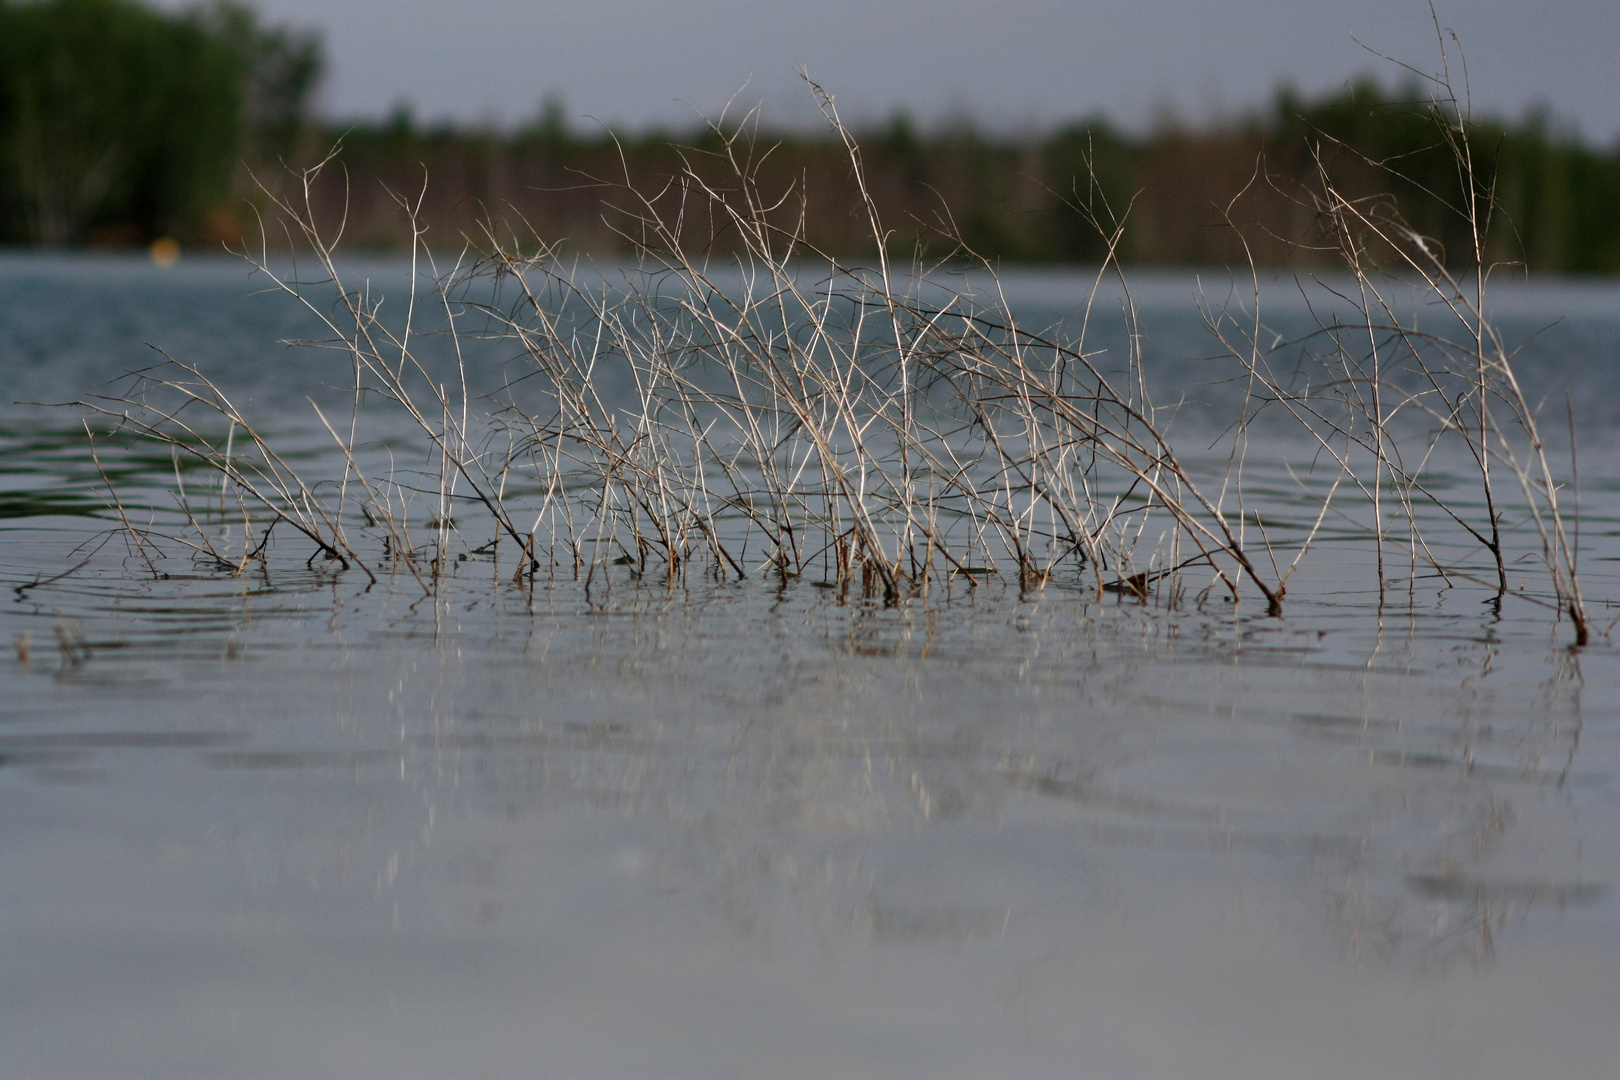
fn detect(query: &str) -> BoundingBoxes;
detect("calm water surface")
[1,255,1616,1079]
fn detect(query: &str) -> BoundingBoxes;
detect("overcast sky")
[180,0,1620,141]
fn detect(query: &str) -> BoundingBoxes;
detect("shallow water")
[1,254,1617,1079]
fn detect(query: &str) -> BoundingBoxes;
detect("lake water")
[1,253,1616,1079]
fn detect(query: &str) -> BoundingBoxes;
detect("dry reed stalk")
[1197,15,1592,642]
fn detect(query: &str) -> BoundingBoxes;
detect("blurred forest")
[0,0,319,246]
[1,0,1616,272]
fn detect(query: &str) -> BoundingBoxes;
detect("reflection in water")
[0,537,1613,1077]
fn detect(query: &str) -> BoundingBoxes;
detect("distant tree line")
[299,89,1618,274]
[0,0,318,245]
[2,0,1616,273]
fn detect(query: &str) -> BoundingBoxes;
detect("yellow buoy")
[149,237,181,266]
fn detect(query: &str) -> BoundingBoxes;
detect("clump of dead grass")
[70,48,1602,644]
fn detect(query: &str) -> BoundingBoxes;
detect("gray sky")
[186,0,1620,140]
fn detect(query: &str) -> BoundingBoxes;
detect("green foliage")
[0,0,320,245]
[1259,80,1620,273]
[1029,80,1620,273]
